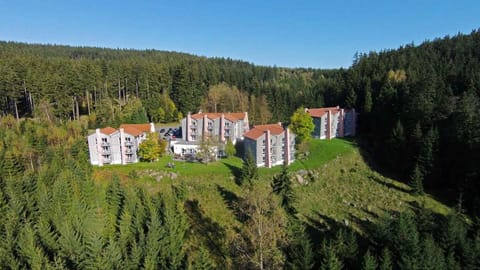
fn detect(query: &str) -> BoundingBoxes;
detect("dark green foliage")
[271,166,296,216]
[240,150,258,187]
[361,250,378,270]
[320,243,343,270]
[285,219,314,270]
[2,29,480,268]
[409,164,424,195]
[378,248,393,270]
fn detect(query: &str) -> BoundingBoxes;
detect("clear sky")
[0,0,479,68]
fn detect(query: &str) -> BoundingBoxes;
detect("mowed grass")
[93,138,452,237]
[95,138,356,177]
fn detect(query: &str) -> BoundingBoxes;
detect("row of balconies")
[101,141,134,146]
[102,148,134,154]
[190,125,231,130]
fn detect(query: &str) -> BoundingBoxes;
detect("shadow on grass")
[184,199,228,264]
[222,162,242,186]
[216,185,246,222]
[367,174,411,193]
[353,137,405,181]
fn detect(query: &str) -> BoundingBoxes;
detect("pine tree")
[419,234,446,270]
[240,150,258,187]
[285,219,314,270]
[417,127,439,185]
[2,150,23,178]
[271,165,296,216]
[379,248,393,270]
[362,250,378,270]
[192,246,215,270]
[409,163,424,195]
[363,80,373,113]
[171,64,196,115]
[320,245,343,270]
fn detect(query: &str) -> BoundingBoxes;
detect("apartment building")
[306,106,356,139]
[87,123,155,166]
[243,123,295,168]
[181,112,249,144]
[172,111,249,158]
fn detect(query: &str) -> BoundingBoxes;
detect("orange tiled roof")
[119,123,152,132]
[100,127,117,135]
[121,126,143,136]
[306,106,340,118]
[191,112,247,122]
[244,123,284,140]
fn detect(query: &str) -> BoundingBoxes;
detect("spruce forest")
[1,30,480,269]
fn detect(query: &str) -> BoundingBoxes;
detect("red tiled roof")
[244,123,284,140]
[100,127,117,135]
[191,112,247,122]
[306,106,340,118]
[121,126,144,136]
[119,123,152,132]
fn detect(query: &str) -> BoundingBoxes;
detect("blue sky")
[0,0,479,68]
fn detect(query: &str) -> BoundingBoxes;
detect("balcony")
[102,148,111,154]
[101,142,110,147]
[125,148,134,154]
[125,141,134,146]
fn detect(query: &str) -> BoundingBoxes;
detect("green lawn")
[95,138,356,177]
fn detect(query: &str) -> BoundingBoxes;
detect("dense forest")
[1,29,480,268]
[0,116,479,269]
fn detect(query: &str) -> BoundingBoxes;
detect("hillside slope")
[95,139,452,238]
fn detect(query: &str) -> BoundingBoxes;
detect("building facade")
[181,112,249,144]
[244,123,295,168]
[87,123,155,166]
[173,112,249,158]
[306,106,356,139]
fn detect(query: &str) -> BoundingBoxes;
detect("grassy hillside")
[94,139,452,241]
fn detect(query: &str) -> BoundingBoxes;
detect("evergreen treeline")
[0,41,337,125]
[348,30,480,213]
[2,30,479,212]
[1,116,479,269]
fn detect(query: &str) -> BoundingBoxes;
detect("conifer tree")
[409,163,424,195]
[361,250,378,270]
[271,165,296,216]
[285,219,314,270]
[379,248,393,270]
[320,245,343,270]
[192,246,215,270]
[240,150,258,187]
